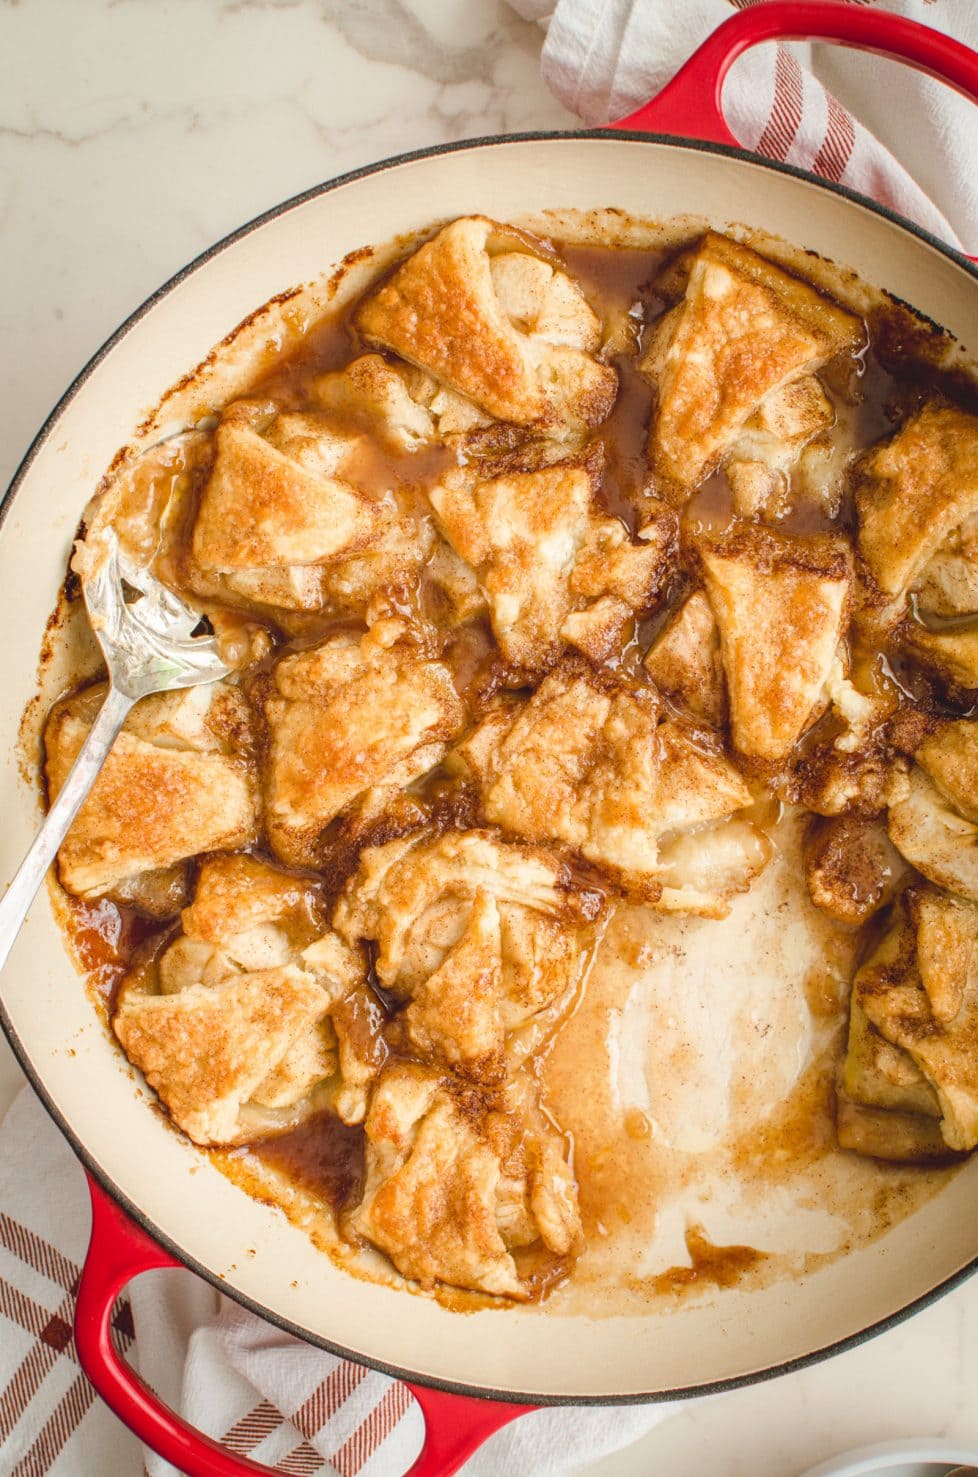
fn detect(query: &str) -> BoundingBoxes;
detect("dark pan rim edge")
[2,127,977,1407]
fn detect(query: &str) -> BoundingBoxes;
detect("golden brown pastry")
[116,965,331,1146]
[640,232,860,495]
[561,502,675,662]
[453,659,767,910]
[888,720,978,901]
[355,216,617,435]
[429,456,673,669]
[48,210,978,1302]
[726,376,836,521]
[316,517,439,625]
[334,829,601,1084]
[310,353,438,452]
[424,535,489,623]
[856,404,978,609]
[44,683,258,909]
[903,619,978,691]
[888,767,978,901]
[643,590,726,726]
[260,628,465,868]
[804,815,904,926]
[178,852,323,952]
[192,414,379,583]
[699,526,852,762]
[347,1062,582,1298]
[836,1097,954,1162]
[113,855,381,1144]
[915,719,978,823]
[186,401,441,621]
[790,664,906,816]
[839,997,941,1121]
[852,886,978,1151]
[312,351,502,446]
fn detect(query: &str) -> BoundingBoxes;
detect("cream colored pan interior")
[2,135,977,1401]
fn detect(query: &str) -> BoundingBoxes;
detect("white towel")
[508,0,978,253]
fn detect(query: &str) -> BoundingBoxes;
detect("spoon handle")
[0,683,134,975]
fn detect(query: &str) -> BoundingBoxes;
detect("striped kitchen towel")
[0,1087,677,1475]
[507,0,977,254]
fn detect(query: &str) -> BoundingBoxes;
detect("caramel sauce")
[648,1224,768,1298]
[250,308,360,403]
[62,895,159,1012]
[559,243,665,530]
[597,362,658,529]
[557,243,665,314]
[249,1112,365,1213]
[729,1050,839,1176]
[50,220,978,1316]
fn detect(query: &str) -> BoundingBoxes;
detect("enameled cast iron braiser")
[4,5,978,1473]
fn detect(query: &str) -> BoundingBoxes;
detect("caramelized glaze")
[52,220,978,1312]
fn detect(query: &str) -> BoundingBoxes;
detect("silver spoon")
[0,524,230,973]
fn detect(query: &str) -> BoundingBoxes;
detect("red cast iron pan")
[23,3,978,1472]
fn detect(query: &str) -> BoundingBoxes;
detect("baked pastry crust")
[888,721,978,901]
[116,963,331,1146]
[334,828,600,1084]
[318,517,440,625]
[193,417,378,573]
[888,765,978,902]
[726,376,836,521]
[916,719,978,825]
[186,402,443,620]
[643,590,725,726]
[45,683,258,904]
[853,887,978,1151]
[903,619,978,691]
[313,352,505,447]
[310,354,437,452]
[430,456,673,669]
[453,659,765,911]
[114,854,382,1143]
[640,232,859,494]
[856,403,978,603]
[179,852,323,951]
[348,1062,581,1297]
[840,996,940,1120]
[803,815,903,927]
[836,1095,954,1161]
[355,216,617,433]
[699,526,852,762]
[51,213,978,1285]
[260,629,465,867]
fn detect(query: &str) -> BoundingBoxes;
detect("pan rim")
[3,126,977,1405]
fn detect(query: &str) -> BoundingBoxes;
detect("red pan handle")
[609,0,978,145]
[74,1175,533,1477]
[74,20,978,1475]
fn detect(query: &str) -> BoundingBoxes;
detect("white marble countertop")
[1,2,977,1474]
